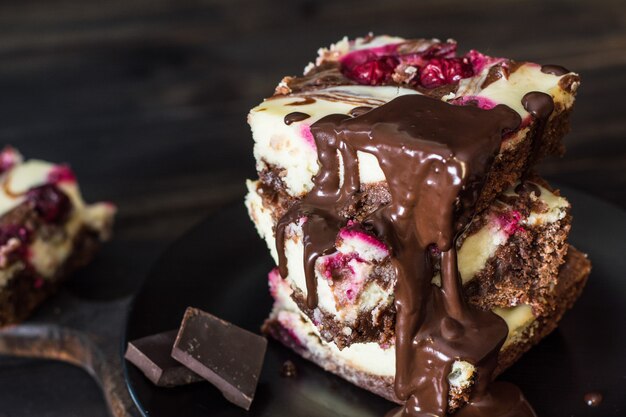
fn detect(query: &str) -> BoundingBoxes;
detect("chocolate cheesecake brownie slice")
[246,35,588,416]
[250,35,579,212]
[0,147,115,325]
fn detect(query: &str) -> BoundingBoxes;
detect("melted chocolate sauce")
[284,112,311,125]
[584,392,602,407]
[274,94,542,416]
[540,64,570,76]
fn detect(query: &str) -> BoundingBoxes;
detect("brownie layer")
[493,246,591,374]
[465,215,570,315]
[262,246,591,411]
[0,148,115,326]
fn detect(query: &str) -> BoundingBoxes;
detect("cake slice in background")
[0,147,115,326]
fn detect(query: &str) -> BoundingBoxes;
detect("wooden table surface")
[0,0,624,416]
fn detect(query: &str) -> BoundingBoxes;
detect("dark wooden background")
[0,0,624,415]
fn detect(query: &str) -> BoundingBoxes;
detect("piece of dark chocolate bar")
[171,307,267,411]
[125,330,202,387]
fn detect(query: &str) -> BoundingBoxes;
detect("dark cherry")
[343,55,399,85]
[27,184,72,224]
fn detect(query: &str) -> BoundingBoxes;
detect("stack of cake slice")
[245,35,590,413]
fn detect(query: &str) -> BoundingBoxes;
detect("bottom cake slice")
[0,147,115,326]
[263,247,590,409]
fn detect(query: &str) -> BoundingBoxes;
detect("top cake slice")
[249,35,579,211]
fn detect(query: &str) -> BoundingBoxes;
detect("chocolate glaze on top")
[275,94,546,416]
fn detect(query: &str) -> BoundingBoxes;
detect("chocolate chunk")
[171,307,267,410]
[125,330,202,387]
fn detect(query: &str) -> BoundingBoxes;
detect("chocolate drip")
[274,94,536,416]
[284,112,310,125]
[541,64,570,76]
[276,115,359,307]
[522,92,555,167]
[349,106,373,117]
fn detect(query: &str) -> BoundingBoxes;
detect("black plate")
[123,186,626,417]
